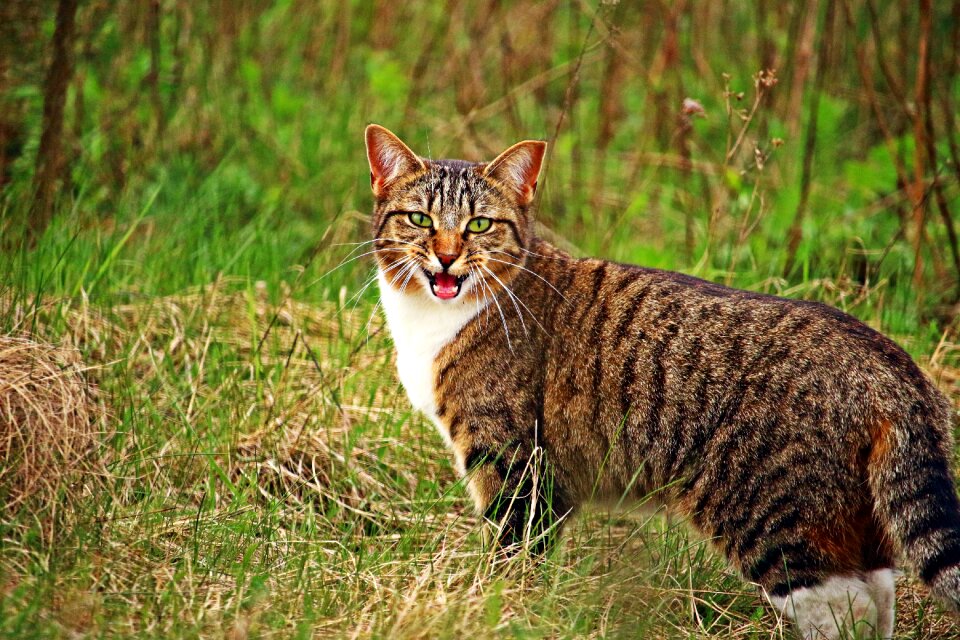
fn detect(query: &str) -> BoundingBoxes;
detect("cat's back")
[537,255,950,513]
[658,267,926,390]
[545,256,945,436]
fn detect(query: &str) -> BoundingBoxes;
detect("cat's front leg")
[456,434,570,555]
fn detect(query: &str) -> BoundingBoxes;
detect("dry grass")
[0,335,107,514]
[895,577,960,639]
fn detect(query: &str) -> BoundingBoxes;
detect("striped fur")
[365,125,960,638]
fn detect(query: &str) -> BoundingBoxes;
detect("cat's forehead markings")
[422,164,477,228]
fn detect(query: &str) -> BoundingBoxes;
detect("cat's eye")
[408,212,432,228]
[467,217,493,234]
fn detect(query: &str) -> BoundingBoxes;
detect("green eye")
[467,217,492,233]
[408,212,432,228]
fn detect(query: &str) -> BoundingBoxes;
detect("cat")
[363,123,960,639]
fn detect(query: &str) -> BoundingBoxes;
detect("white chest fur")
[377,271,483,445]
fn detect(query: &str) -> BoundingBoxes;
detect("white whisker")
[480,264,546,334]
[348,268,393,312]
[466,265,482,319]
[344,255,420,319]
[387,262,420,298]
[519,247,559,260]
[387,256,420,287]
[475,264,511,350]
[398,259,422,294]
[474,267,489,329]
[362,298,382,340]
[480,264,529,334]
[335,238,424,250]
[315,246,412,284]
[348,255,416,308]
[476,265,494,329]
[484,252,569,301]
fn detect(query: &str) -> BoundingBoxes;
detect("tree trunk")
[29,0,79,241]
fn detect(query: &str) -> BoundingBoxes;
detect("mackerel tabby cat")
[364,124,960,639]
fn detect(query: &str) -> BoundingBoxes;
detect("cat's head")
[365,124,545,304]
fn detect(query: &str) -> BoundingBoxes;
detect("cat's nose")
[437,253,459,269]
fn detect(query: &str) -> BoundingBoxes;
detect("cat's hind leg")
[768,574,881,640]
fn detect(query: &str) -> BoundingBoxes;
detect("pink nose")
[437,253,458,268]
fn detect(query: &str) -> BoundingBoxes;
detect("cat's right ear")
[365,124,425,199]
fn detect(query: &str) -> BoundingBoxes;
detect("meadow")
[1,1,959,637]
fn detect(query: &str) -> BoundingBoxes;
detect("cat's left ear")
[483,140,547,207]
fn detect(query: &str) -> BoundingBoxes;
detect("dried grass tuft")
[236,423,384,514]
[0,335,107,512]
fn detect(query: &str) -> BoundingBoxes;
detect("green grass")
[2,1,960,638]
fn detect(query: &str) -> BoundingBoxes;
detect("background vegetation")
[1,0,959,637]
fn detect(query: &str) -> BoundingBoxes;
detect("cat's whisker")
[468,265,488,327]
[480,264,547,334]
[476,268,492,329]
[333,243,411,268]
[481,265,528,335]
[324,266,378,330]
[346,268,390,312]
[316,246,411,283]
[324,239,382,271]
[468,263,490,328]
[363,298,382,338]
[398,270,417,296]
[484,252,570,302]
[398,259,422,295]
[519,246,559,260]
[349,269,387,337]
[386,256,420,287]
[475,266,511,350]
[489,246,555,263]
[318,238,428,284]
[329,238,383,253]
[352,255,415,304]
[485,248,525,261]
[332,238,423,249]
[345,256,419,317]
[381,239,430,251]
[392,254,420,289]
[393,264,418,293]
[466,265,483,319]
[386,260,421,298]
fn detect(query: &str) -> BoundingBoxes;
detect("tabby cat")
[364,124,960,639]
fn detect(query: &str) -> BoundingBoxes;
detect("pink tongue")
[433,272,459,299]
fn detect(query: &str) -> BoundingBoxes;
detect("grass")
[2,1,960,637]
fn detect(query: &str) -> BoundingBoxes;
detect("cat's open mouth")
[425,270,466,300]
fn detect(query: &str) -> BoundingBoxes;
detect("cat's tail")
[869,392,960,611]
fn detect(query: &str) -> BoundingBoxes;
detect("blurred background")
[2,0,959,325]
[2,1,960,637]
